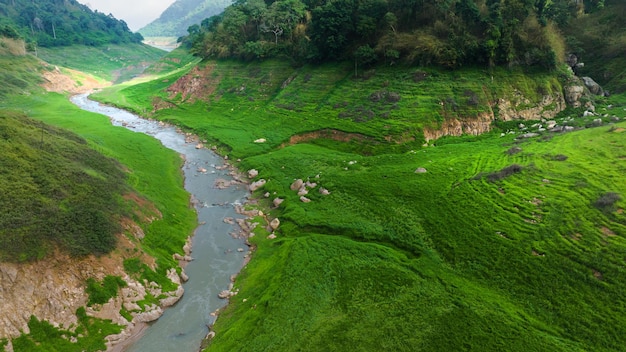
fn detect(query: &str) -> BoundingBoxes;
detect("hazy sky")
[79,0,176,31]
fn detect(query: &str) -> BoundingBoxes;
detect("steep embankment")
[0,40,198,351]
[92,50,626,351]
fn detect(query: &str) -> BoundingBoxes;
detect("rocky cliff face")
[423,111,495,141]
[423,90,567,142]
[0,228,185,352]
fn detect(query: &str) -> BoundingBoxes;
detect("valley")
[1,0,625,351]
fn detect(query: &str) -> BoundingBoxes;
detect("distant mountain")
[0,0,142,47]
[139,0,232,38]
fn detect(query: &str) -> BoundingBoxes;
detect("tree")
[353,44,376,77]
[310,0,356,60]
[262,0,306,45]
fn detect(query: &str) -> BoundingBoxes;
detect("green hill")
[91,45,626,351]
[0,0,142,47]
[139,0,232,37]
[0,0,624,350]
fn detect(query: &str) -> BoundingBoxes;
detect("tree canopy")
[183,0,608,69]
[0,0,143,47]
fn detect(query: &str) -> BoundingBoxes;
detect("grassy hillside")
[0,109,127,261]
[0,40,195,349]
[37,43,166,83]
[94,59,565,156]
[0,37,41,97]
[92,55,626,351]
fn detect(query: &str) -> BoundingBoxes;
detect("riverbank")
[70,94,258,352]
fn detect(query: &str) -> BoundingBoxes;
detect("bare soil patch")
[41,66,109,93]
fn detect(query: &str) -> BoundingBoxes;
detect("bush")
[506,147,523,155]
[594,192,621,211]
[86,276,127,306]
[486,164,524,182]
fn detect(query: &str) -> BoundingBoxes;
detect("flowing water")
[71,94,249,352]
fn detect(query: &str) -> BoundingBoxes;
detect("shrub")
[506,147,523,155]
[86,276,127,306]
[594,192,621,211]
[486,164,523,182]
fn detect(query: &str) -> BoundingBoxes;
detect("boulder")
[270,218,280,231]
[414,167,428,174]
[319,188,330,195]
[582,76,604,96]
[300,196,311,203]
[290,179,304,191]
[249,179,266,191]
[519,133,539,139]
[247,169,259,178]
[273,198,284,207]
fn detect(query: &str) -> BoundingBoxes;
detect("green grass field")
[90,56,626,351]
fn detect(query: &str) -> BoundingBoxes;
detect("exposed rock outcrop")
[424,91,566,142]
[0,229,186,351]
[497,92,566,121]
[564,84,585,108]
[424,111,494,141]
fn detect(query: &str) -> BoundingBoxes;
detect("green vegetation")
[0,110,127,261]
[1,0,625,350]
[143,47,200,76]
[566,1,626,92]
[0,37,41,98]
[179,0,607,68]
[86,275,127,306]
[93,58,565,157]
[2,90,197,286]
[37,43,167,83]
[90,45,626,350]
[0,39,193,349]
[139,0,232,37]
[10,309,122,352]
[0,0,142,47]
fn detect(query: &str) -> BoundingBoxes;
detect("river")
[70,93,250,352]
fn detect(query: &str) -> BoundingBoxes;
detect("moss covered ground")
[89,52,626,351]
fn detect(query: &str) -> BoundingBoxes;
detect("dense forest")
[0,0,143,47]
[183,0,609,69]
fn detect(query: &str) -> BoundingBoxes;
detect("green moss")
[85,275,127,306]
[11,309,122,352]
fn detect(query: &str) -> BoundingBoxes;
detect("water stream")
[70,94,249,352]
